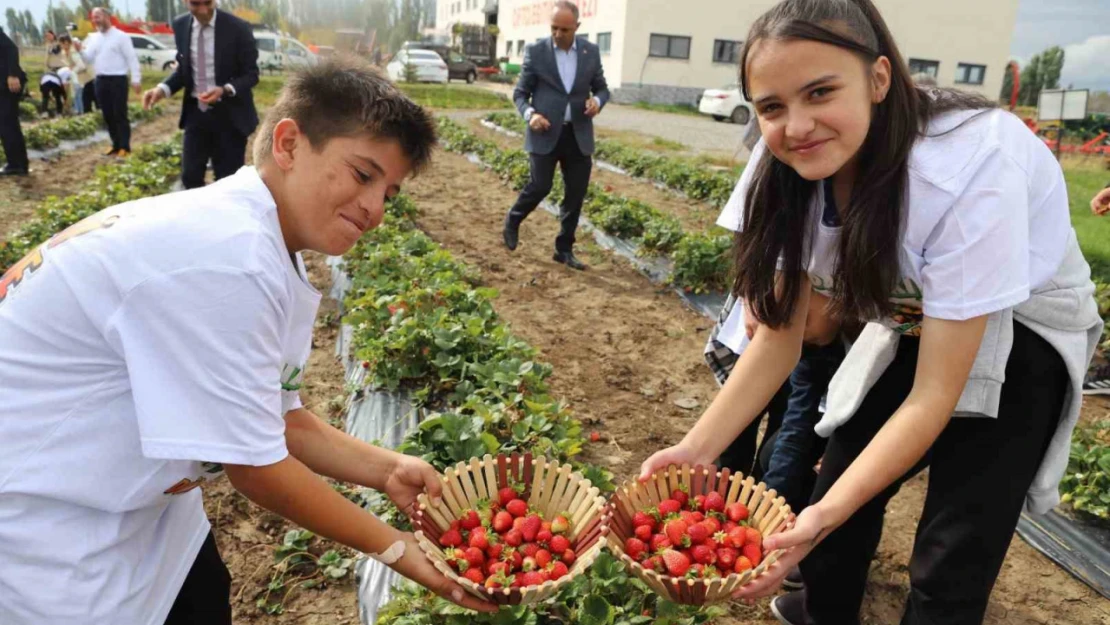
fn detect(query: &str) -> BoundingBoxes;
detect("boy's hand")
[383,454,444,514]
[390,533,499,612]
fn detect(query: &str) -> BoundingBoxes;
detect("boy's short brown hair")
[253,55,437,171]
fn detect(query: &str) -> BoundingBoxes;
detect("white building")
[483,0,1018,104]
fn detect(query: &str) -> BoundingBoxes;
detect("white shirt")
[40,67,72,86]
[717,107,1070,344]
[0,167,320,625]
[80,26,141,83]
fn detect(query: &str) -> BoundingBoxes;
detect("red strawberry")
[521,556,537,571]
[694,512,708,526]
[498,486,520,508]
[549,535,570,554]
[634,524,652,541]
[624,537,647,560]
[535,548,553,569]
[717,547,738,569]
[650,533,672,553]
[701,517,721,536]
[504,548,524,571]
[506,499,528,518]
[686,522,709,545]
[493,510,513,534]
[548,561,570,579]
[726,502,750,523]
[519,571,545,586]
[463,568,486,584]
[632,511,656,530]
[704,491,725,513]
[504,529,523,547]
[690,563,705,578]
[460,509,482,530]
[520,542,540,558]
[671,488,689,508]
[361,361,370,369]
[661,549,691,577]
[723,521,739,533]
[679,510,699,526]
[590,431,601,442]
[486,542,504,560]
[536,529,553,545]
[727,527,747,549]
[642,555,663,573]
[513,517,525,531]
[439,529,463,548]
[745,528,763,549]
[742,542,763,567]
[657,499,682,517]
[449,519,462,532]
[693,494,706,510]
[446,548,467,571]
[551,515,570,534]
[561,548,576,565]
[485,570,512,589]
[464,547,486,569]
[485,559,504,576]
[734,555,753,573]
[541,521,552,533]
[664,519,690,548]
[691,544,716,565]
[468,529,489,550]
[521,515,542,542]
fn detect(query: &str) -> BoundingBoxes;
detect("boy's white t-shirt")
[717,108,1070,344]
[0,167,320,625]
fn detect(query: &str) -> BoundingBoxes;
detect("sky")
[2,0,1108,90]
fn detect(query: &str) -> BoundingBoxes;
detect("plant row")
[0,138,182,273]
[438,117,733,294]
[342,197,721,625]
[1,104,165,163]
[1060,420,1110,520]
[484,112,739,207]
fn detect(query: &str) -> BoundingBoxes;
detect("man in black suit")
[143,0,259,189]
[0,25,29,176]
[502,0,608,271]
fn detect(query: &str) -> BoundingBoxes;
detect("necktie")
[196,24,209,112]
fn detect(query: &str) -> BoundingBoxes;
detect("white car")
[129,33,178,72]
[254,32,319,71]
[698,84,753,125]
[386,49,449,84]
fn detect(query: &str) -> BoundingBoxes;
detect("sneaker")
[782,565,804,590]
[770,590,805,625]
[1083,364,1110,395]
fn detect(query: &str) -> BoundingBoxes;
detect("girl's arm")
[639,280,810,478]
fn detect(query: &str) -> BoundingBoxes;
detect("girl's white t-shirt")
[0,167,320,625]
[717,107,1070,343]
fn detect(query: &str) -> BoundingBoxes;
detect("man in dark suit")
[502,0,609,271]
[0,25,29,176]
[143,0,259,189]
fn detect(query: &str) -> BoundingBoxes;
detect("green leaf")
[579,595,614,625]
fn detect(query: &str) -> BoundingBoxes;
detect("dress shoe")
[0,166,29,176]
[552,251,587,271]
[104,147,119,156]
[115,149,131,158]
[503,218,519,251]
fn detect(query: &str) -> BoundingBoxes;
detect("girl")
[639,1,1101,624]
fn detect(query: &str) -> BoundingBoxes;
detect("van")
[254,31,318,71]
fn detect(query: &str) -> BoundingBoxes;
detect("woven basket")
[606,463,793,605]
[413,452,611,605]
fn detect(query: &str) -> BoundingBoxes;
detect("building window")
[908,58,939,78]
[506,41,512,57]
[517,40,525,56]
[597,32,611,54]
[712,39,741,64]
[578,33,588,41]
[955,63,986,85]
[649,34,691,59]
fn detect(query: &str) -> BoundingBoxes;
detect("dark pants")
[41,82,66,117]
[164,531,233,625]
[0,91,28,170]
[95,75,130,152]
[182,107,249,189]
[82,80,98,113]
[761,341,844,512]
[507,124,592,253]
[717,380,789,480]
[800,321,1066,625]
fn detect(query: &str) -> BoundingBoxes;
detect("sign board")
[1038,89,1089,121]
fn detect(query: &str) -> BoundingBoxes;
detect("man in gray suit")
[502,0,609,271]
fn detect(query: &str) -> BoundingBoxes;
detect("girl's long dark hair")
[732,0,995,328]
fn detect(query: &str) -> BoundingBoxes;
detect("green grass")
[631,101,701,117]
[396,83,512,110]
[650,136,685,151]
[1067,159,1110,281]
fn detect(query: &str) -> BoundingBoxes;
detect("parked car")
[401,42,478,83]
[254,31,319,71]
[128,33,177,72]
[698,84,753,125]
[386,49,449,84]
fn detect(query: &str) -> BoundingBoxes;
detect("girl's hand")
[638,441,711,482]
[389,533,500,613]
[732,505,829,601]
[383,454,443,515]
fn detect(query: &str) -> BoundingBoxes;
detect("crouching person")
[0,56,496,625]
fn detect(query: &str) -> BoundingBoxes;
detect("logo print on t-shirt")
[281,363,304,391]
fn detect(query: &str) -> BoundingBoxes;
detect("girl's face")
[46,32,56,43]
[746,38,890,182]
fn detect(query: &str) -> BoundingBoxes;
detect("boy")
[0,56,496,624]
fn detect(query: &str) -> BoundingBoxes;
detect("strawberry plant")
[1060,421,1110,520]
[670,231,733,294]
[257,529,358,615]
[2,105,164,159]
